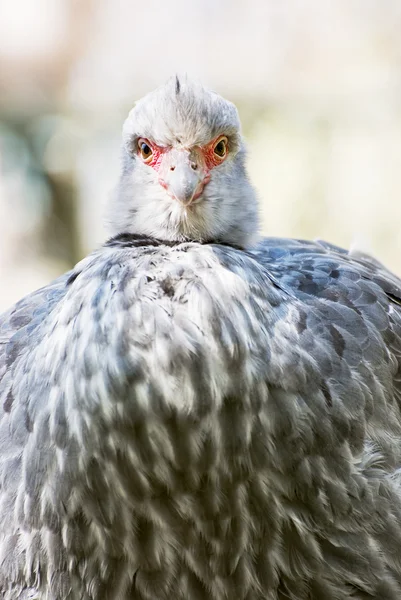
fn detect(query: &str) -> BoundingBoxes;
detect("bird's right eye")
[138,138,153,162]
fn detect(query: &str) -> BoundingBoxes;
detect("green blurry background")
[1,0,401,311]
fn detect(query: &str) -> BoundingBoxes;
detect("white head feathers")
[109,76,259,248]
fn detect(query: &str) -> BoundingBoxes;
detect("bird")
[1,76,401,600]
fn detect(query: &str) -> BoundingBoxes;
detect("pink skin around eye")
[138,137,227,203]
[138,136,227,173]
[143,144,167,171]
[202,136,228,170]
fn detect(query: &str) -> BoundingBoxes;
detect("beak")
[158,149,209,206]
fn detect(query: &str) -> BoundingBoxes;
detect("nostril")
[191,163,198,171]
[170,166,176,171]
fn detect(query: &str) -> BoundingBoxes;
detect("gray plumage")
[1,78,401,599]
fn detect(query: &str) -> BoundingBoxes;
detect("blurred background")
[1,0,401,311]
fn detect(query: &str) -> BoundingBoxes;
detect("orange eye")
[138,138,153,162]
[213,136,228,159]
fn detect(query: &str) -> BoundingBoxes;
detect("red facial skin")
[202,135,228,170]
[141,145,167,171]
[137,136,227,204]
[138,135,228,174]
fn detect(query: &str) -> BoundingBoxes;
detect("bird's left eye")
[213,136,228,159]
[138,138,153,162]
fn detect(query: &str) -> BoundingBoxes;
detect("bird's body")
[1,78,401,599]
[2,235,401,599]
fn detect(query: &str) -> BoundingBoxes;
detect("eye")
[213,136,228,159]
[138,138,153,162]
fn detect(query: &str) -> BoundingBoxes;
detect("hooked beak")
[158,149,210,206]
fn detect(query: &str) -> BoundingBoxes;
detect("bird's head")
[109,76,259,248]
